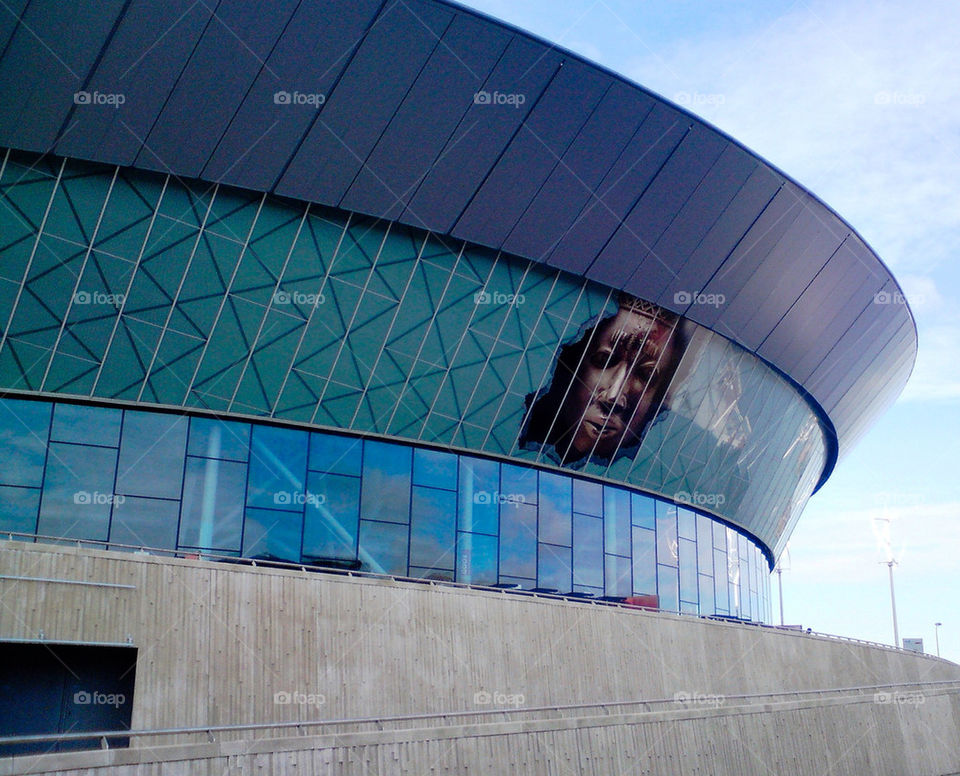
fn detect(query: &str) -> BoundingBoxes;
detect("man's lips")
[584,416,623,437]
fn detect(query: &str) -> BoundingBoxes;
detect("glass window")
[603,487,630,557]
[696,515,714,576]
[572,479,602,516]
[538,543,571,592]
[410,486,456,570]
[302,471,360,561]
[698,573,715,615]
[413,448,457,490]
[713,549,729,613]
[0,485,40,535]
[360,441,411,524]
[458,456,498,535]
[0,398,51,487]
[51,404,121,447]
[604,553,632,597]
[500,464,537,505]
[538,472,571,546]
[242,507,303,561]
[308,432,362,475]
[359,520,409,576]
[456,532,498,585]
[37,442,117,542]
[630,493,655,529]
[657,564,679,612]
[499,502,537,579]
[247,425,308,511]
[656,504,678,567]
[188,417,250,462]
[116,412,187,499]
[679,537,698,604]
[572,514,602,588]
[678,508,697,540]
[631,526,656,595]
[180,457,246,551]
[109,496,178,551]
[713,520,726,550]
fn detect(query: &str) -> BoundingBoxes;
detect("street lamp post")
[935,622,942,657]
[776,565,784,627]
[883,559,899,648]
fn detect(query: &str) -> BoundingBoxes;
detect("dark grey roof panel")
[340,11,511,221]
[55,0,214,166]
[203,0,383,190]
[589,125,728,292]
[276,0,454,207]
[684,185,802,331]
[545,103,689,276]
[398,34,560,232]
[654,162,781,310]
[710,205,845,353]
[450,59,610,248]
[134,0,299,177]
[501,82,655,261]
[758,241,882,382]
[0,0,126,152]
[625,144,757,302]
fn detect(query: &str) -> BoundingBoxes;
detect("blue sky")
[460,0,960,663]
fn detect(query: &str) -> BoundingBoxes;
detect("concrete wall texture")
[2,540,959,775]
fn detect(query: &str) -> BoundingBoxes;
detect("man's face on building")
[557,308,676,461]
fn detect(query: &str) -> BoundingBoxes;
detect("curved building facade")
[0,0,915,626]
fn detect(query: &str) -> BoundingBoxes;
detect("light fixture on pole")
[774,544,791,627]
[935,622,942,658]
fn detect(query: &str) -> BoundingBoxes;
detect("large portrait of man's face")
[519,293,686,465]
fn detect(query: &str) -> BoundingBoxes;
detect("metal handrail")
[0,532,938,657]
[1,679,957,749]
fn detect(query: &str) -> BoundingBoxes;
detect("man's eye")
[589,351,612,368]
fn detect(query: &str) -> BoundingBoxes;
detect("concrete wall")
[2,540,959,775]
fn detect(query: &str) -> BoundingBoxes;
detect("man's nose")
[596,365,629,410]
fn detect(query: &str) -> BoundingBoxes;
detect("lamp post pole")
[935,622,942,657]
[885,559,899,648]
[776,565,784,626]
